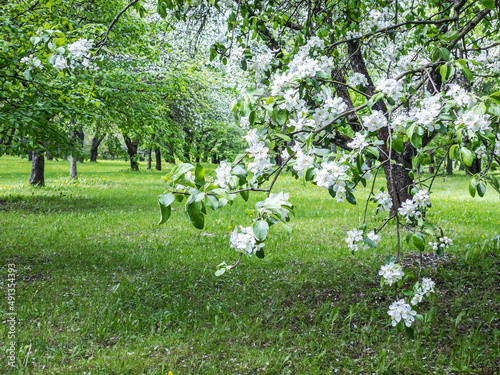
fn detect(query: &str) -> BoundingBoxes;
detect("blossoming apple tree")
[157,0,500,335]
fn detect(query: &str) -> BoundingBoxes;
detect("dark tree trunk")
[46,149,52,161]
[428,150,435,174]
[64,153,68,161]
[155,148,162,171]
[111,153,115,160]
[90,135,105,162]
[76,128,84,162]
[28,151,33,161]
[165,142,175,164]
[124,136,140,171]
[30,149,45,186]
[347,40,413,210]
[466,158,481,175]
[446,153,453,175]
[147,149,152,170]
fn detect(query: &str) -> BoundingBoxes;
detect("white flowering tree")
[153,0,500,336]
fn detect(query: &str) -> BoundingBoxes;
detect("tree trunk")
[446,153,453,175]
[90,134,105,162]
[147,149,152,170]
[28,151,32,161]
[347,39,413,210]
[428,150,435,174]
[155,148,162,171]
[46,149,52,161]
[29,149,45,187]
[70,154,78,180]
[124,136,139,171]
[76,128,84,162]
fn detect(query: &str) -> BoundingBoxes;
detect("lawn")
[0,155,499,374]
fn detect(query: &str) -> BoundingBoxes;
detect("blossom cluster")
[53,38,95,71]
[362,110,387,132]
[398,190,430,223]
[411,277,435,305]
[313,160,349,202]
[244,129,273,175]
[230,226,264,254]
[387,299,417,327]
[375,78,403,101]
[373,190,393,212]
[428,236,453,251]
[379,262,404,286]
[214,161,232,189]
[347,132,369,151]
[345,228,381,251]
[454,112,491,135]
[258,192,292,221]
[347,72,368,87]
[270,36,334,97]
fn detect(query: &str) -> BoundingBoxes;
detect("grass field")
[0,155,499,374]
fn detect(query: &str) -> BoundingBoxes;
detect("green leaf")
[249,111,256,125]
[275,133,292,142]
[215,268,226,276]
[392,135,404,153]
[170,163,195,181]
[255,248,265,258]
[439,47,450,62]
[468,180,476,197]
[240,190,249,201]
[410,133,422,149]
[158,193,175,225]
[194,164,205,186]
[412,233,425,251]
[206,195,219,210]
[489,92,500,104]
[461,147,473,167]
[363,237,377,249]
[186,201,205,229]
[366,146,380,159]
[482,0,495,10]
[477,182,486,197]
[440,64,448,84]
[387,96,396,106]
[405,233,412,245]
[441,30,460,41]
[346,191,357,205]
[277,109,287,126]
[253,220,269,241]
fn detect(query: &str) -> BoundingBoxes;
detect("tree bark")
[76,128,84,162]
[446,153,453,175]
[147,148,152,170]
[428,151,435,174]
[124,136,140,171]
[28,151,32,161]
[90,134,105,162]
[70,154,78,180]
[29,149,45,186]
[155,148,162,171]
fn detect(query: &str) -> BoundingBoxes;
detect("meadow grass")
[0,155,499,374]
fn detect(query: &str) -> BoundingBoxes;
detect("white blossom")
[230,226,264,254]
[53,55,68,70]
[379,262,404,286]
[373,191,393,212]
[362,110,387,132]
[388,299,417,327]
[347,132,369,151]
[214,161,232,189]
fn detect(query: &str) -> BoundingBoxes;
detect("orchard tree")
[156,0,500,336]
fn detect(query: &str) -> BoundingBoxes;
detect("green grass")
[0,155,499,374]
